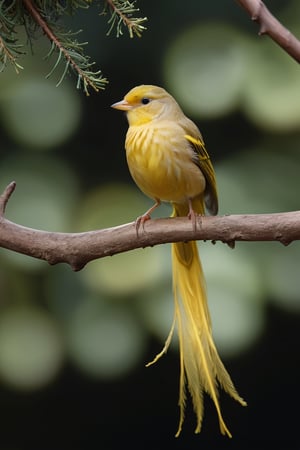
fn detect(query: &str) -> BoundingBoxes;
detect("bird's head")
[111,85,182,126]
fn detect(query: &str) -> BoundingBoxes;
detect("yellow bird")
[111,85,246,437]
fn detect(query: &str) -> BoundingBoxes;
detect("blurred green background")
[1,0,300,448]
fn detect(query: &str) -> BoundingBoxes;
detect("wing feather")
[184,134,218,216]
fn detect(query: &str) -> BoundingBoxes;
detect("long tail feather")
[172,239,246,437]
[147,200,247,437]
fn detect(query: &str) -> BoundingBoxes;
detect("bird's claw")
[135,213,151,235]
[187,199,202,231]
[134,199,161,235]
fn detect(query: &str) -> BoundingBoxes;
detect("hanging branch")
[235,0,300,63]
[0,0,147,94]
[1,182,300,272]
[2,0,300,91]
[0,0,24,72]
[23,0,107,95]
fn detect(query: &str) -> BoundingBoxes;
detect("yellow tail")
[147,202,246,437]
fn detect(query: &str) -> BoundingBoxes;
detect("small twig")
[0,35,22,73]
[105,0,147,37]
[235,0,300,63]
[0,183,300,272]
[0,181,16,215]
[106,0,133,31]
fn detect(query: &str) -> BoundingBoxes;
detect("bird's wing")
[185,134,218,216]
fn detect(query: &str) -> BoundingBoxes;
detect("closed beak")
[111,99,132,111]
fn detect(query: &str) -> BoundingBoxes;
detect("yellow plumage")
[112,85,246,437]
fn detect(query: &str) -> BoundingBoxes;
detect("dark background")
[0,1,300,448]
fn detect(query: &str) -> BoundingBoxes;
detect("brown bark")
[236,0,300,63]
[0,183,299,271]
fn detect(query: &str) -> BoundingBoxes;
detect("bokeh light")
[0,1,299,447]
[76,183,168,295]
[163,22,250,118]
[66,296,147,379]
[0,306,64,390]
[0,154,79,270]
[242,39,300,132]
[0,78,81,150]
[265,241,300,312]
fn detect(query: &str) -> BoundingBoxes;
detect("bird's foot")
[135,199,161,235]
[135,213,151,234]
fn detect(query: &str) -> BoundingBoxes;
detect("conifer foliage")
[0,0,147,94]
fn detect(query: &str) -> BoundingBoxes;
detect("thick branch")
[0,183,300,271]
[236,0,300,63]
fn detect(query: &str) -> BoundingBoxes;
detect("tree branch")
[235,0,300,63]
[0,183,300,271]
[22,0,107,94]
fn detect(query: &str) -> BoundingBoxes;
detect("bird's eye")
[141,97,150,105]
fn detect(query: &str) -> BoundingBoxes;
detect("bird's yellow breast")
[125,122,206,204]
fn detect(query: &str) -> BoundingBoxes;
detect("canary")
[112,85,246,437]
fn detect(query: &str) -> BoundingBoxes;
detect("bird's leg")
[187,198,199,231]
[135,199,161,234]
